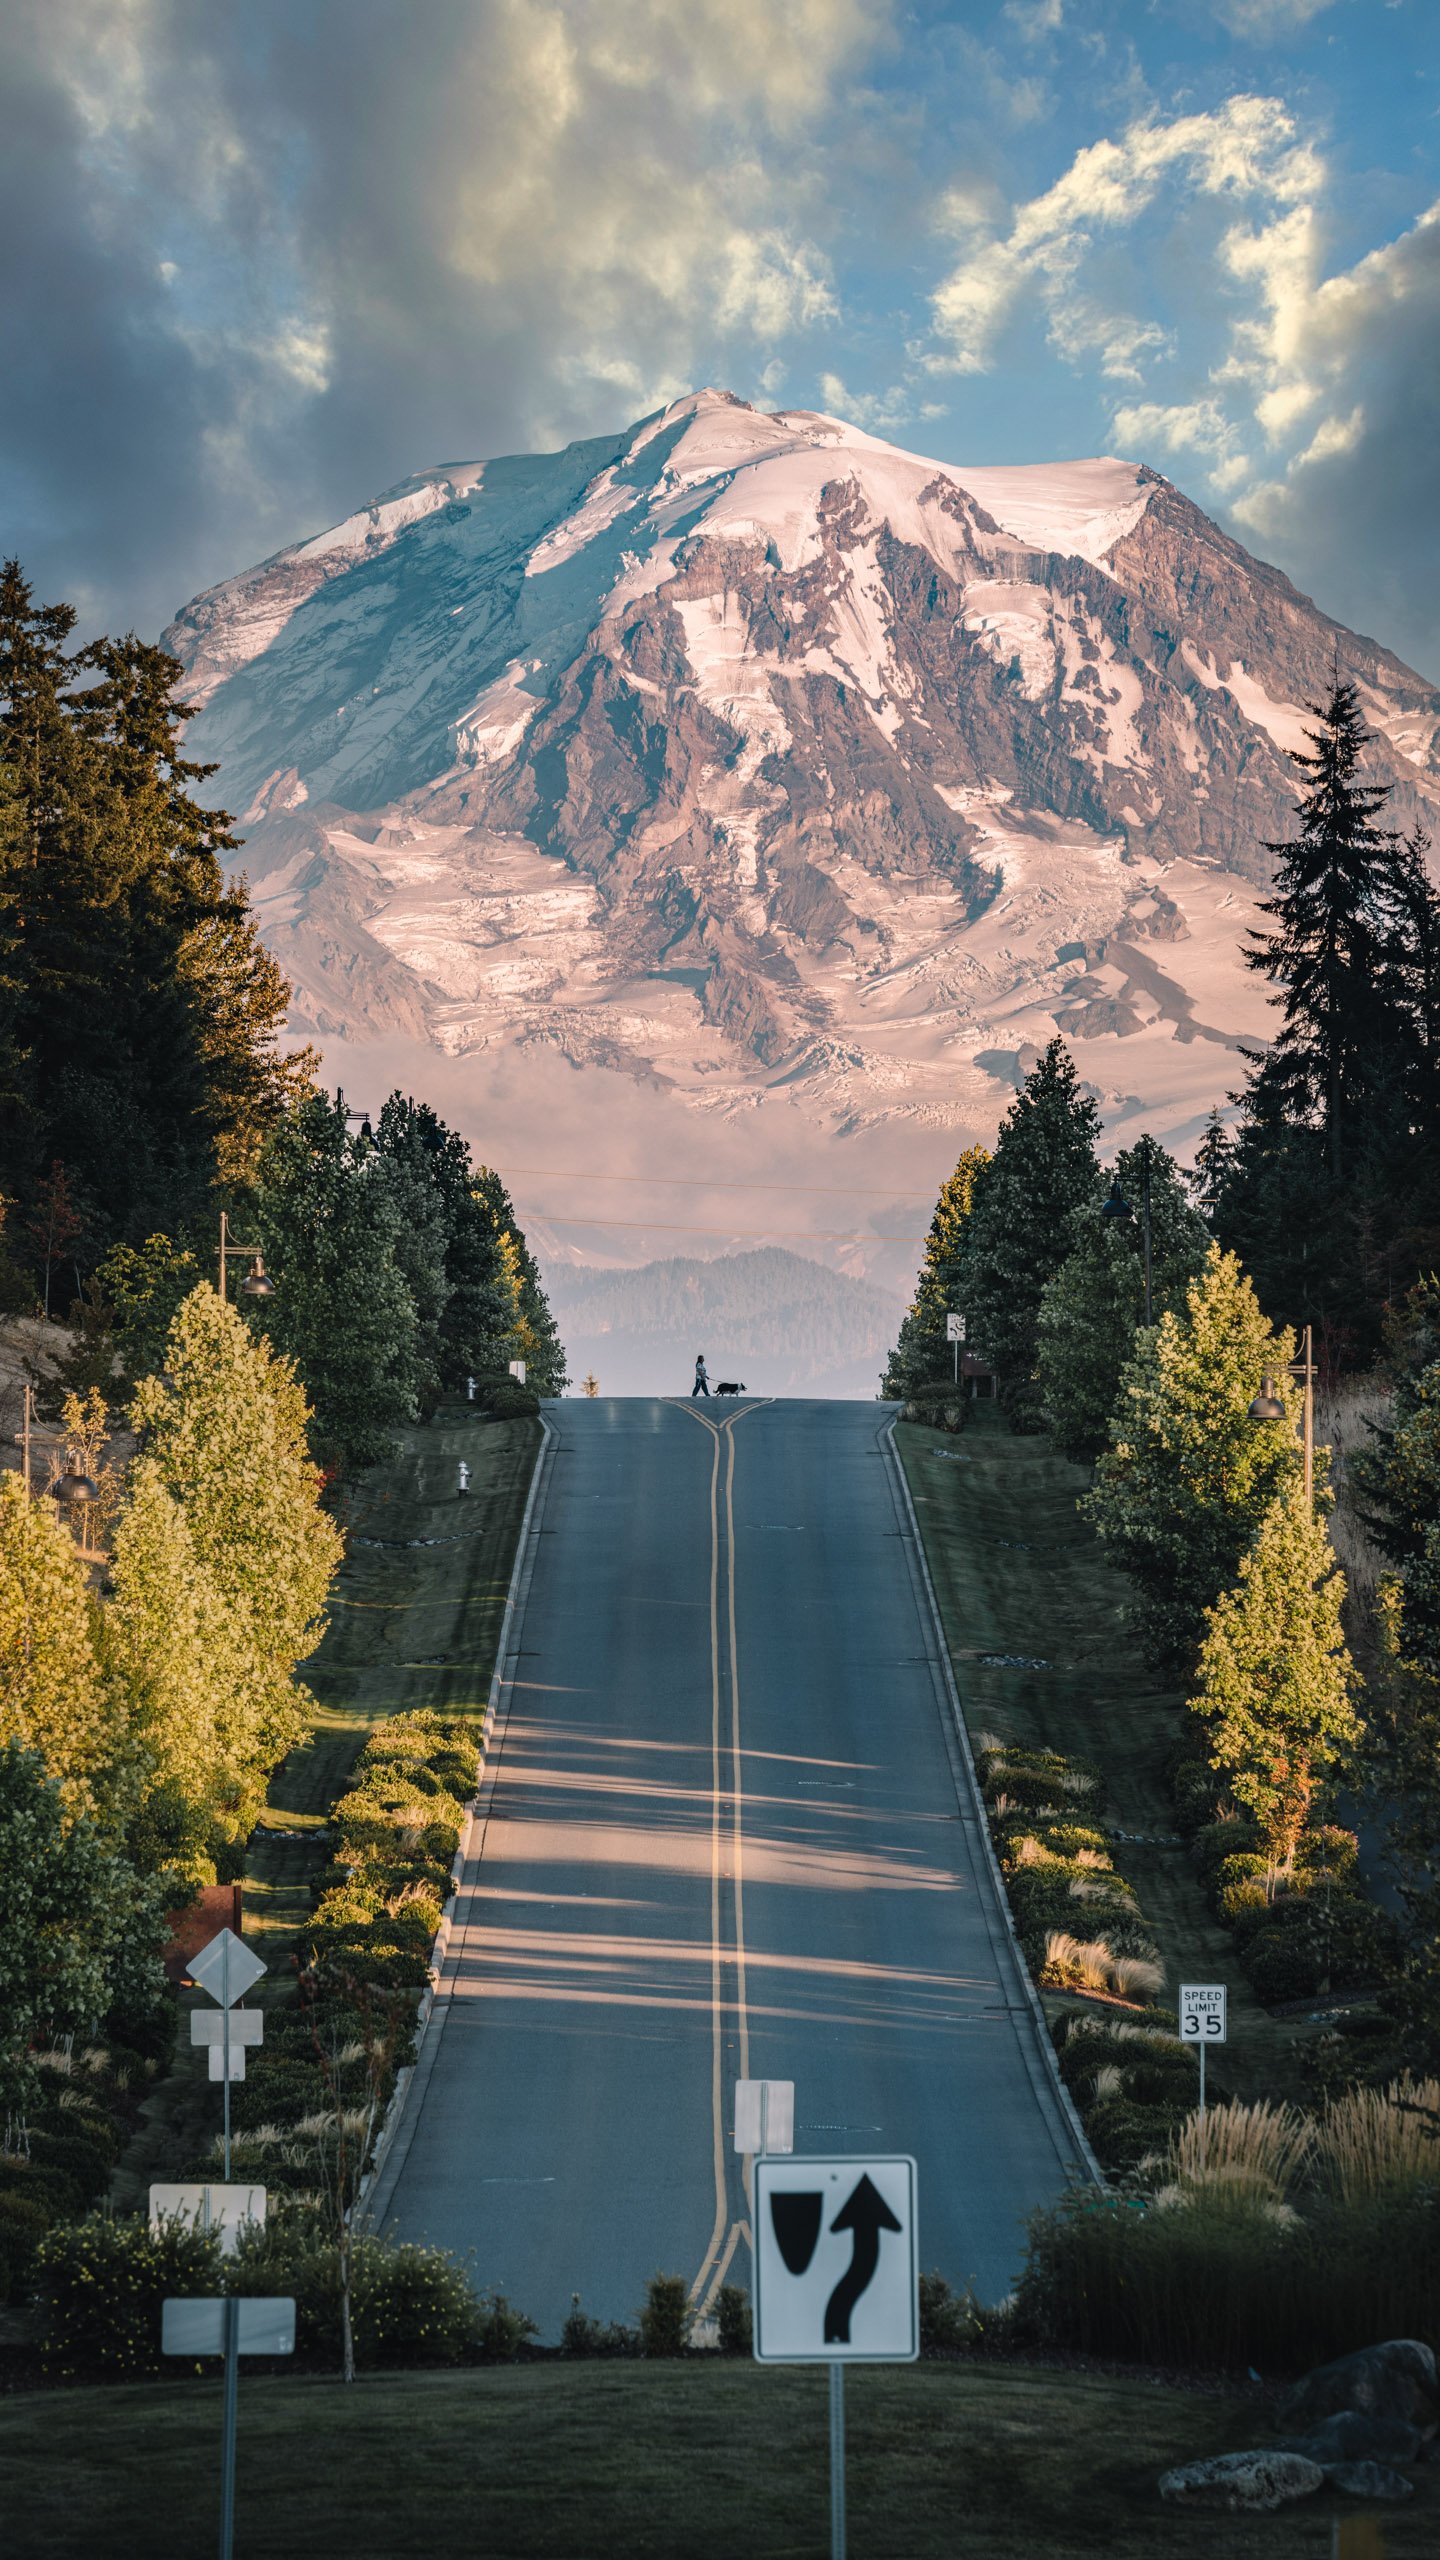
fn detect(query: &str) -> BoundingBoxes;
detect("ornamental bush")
[35,2212,223,2375]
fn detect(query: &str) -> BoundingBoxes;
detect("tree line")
[0,564,567,2117]
[885,675,1440,2070]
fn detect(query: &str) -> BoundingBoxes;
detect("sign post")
[187,1929,266,2186]
[946,1311,965,1386]
[162,2295,295,2560]
[1178,1982,1227,2117]
[754,2154,918,2560]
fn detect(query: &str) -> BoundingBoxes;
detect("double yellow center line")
[673,1397,769,2319]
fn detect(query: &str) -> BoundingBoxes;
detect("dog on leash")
[714,1381,746,1397]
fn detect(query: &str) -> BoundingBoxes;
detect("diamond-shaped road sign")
[754,2156,917,2363]
[188,1927,265,2006]
[162,2297,295,2357]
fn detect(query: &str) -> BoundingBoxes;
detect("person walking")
[692,1354,710,1398]
[457,1458,471,1497]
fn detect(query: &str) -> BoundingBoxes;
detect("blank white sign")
[162,2297,295,2356]
[733,2080,794,2154]
[190,2010,263,2046]
[150,2186,267,2255]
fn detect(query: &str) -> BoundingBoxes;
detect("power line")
[487,1164,930,1200]
[523,1213,927,1242]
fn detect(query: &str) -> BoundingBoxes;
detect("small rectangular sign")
[734,2079,795,2155]
[207,2044,247,2082]
[162,2297,295,2356]
[190,2010,263,2047]
[754,2156,917,2364]
[150,2186,267,2254]
[1179,1984,1227,2042]
[945,1314,966,1342]
[509,1359,527,1382]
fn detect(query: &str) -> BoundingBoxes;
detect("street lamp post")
[217,1212,275,1307]
[1100,1135,1154,1326]
[1248,1321,1315,1505]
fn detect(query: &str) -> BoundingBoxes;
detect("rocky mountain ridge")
[165,388,1440,1162]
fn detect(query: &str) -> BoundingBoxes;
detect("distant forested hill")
[542,1247,903,1398]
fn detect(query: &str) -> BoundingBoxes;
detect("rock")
[1158,2451,1324,2513]
[1327,2461,1415,2503]
[1279,2410,1423,2467]
[1278,2340,1439,2441]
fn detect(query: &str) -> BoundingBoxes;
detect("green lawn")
[5,2358,1433,2559]
[113,1403,541,2207]
[896,1409,1318,2102]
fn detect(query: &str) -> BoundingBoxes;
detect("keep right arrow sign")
[753,2156,917,2363]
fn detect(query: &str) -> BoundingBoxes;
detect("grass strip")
[113,1406,540,2208]
[895,1410,1312,2105]
[6,2358,1436,2559]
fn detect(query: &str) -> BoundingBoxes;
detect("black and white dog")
[714,1381,746,1397]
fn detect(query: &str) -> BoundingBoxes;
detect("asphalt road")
[373,1399,1090,2337]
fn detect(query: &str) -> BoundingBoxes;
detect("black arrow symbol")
[824,2173,902,2343]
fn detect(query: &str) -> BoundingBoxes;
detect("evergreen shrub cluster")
[0,2044,152,2304]
[1172,1758,1393,2010]
[309,1708,479,1977]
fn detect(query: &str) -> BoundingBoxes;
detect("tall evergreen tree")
[1245,676,1401,1181]
[370,1095,513,1398]
[251,1093,424,1472]
[1037,1138,1208,1465]
[1189,1107,1235,1225]
[1188,1477,1359,1869]
[471,1167,568,1395]
[880,1145,989,1398]
[1085,1246,1304,1673]
[0,564,303,1256]
[961,1040,1100,1427]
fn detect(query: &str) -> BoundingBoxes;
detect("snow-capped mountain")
[166,389,1440,1186]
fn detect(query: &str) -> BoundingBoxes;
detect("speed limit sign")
[1179,1985,1227,2042]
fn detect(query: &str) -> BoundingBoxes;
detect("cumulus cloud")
[1210,0,1337,35]
[929,92,1440,676]
[0,0,881,637]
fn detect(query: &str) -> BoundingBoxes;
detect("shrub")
[474,2289,538,2362]
[482,1377,539,1419]
[918,2270,981,2356]
[25,2130,112,2205]
[1083,2097,1181,2176]
[231,2226,486,2366]
[0,2192,50,2301]
[562,2294,640,2357]
[1015,2183,1440,2372]
[1313,2077,1440,2201]
[1156,2101,1314,2205]
[715,2284,752,2356]
[36,2214,223,2375]
[639,2272,692,2357]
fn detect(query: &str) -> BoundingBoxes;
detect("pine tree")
[471,1168,569,1394]
[1037,1138,1208,1465]
[131,1284,342,1786]
[1085,1245,1304,1673]
[1246,677,1401,1180]
[0,1475,118,1808]
[880,1145,989,1398]
[370,1094,514,1402]
[1189,1107,1235,1224]
[251,1092,424,1472]
[962,1040,1100,1427]
[1189,1477,1359,1869]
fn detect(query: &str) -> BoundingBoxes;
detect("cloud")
[0,0,882,638]
[1210,0,1337,35]
[930,95,1321,378]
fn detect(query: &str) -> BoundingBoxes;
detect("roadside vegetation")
[886,674,1440,2373]
[0,575,561,2333]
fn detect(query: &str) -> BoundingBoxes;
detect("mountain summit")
[165,388,1440,1155]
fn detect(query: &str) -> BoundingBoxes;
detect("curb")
[359,1412,558,2228]
[881,1415,1104,2190]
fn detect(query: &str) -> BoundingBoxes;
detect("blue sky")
[4,0,1439,673]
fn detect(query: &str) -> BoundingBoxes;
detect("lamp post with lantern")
[1248,1324,1316,1507]
[216,1212,275,1307]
